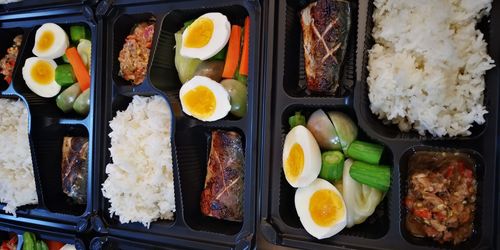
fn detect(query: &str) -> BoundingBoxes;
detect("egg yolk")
[285,143,304,182]
[181,85,216,118]
[30,60,54,85]
[183,17,214,48]
[36,31,55,52]
[309,189,344,227]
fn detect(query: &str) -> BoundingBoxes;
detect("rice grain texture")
[0,99,37,215]
[102,95,175,227]
[368,0,495,136]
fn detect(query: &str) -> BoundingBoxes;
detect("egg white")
[180,12,231,60]
[22,57,61,98]
[282,125,321,187]
[32,23,69,59]
[179,75,231,122]
[295,178,347,239]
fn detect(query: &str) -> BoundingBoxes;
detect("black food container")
[92,0,262,248]
[0,221,86,250]
[259,0,500,249]
[0,5,98,233]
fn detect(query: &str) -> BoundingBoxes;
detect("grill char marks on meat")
[200,130,244,222]
[405,151,477,245]
[61,137,89,204]
[301,0,351,95]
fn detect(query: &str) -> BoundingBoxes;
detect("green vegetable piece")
[73,88,90,116]
[22,232,35,250]
[349,161,391,192]
[320,151,345,182]
[327,111,358,153]
[210,46,227,61]
[307,109,341,150]
[77,39,92,70]
[183,19,195,28]
[39,241,48,250]
[288,111,306,128]
[70,26,87,44]
[194,60,224,82]
[174,31,202,84]
[35,240,42,250]
[347,140,384,165]
[62,54,69,63]
[55,64,77,87]
[220,79,247,118]
[56,83,82,113]
[234,67,248,85]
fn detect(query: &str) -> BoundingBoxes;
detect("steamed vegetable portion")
[21,23,92,116]
[21,232,70,250]
[341,159,384,228]
[175,13,250,121]
[282,109,390,239]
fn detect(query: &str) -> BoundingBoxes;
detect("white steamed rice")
[102,95,175,227]
[368,0,495,137]
[0,98,38,215]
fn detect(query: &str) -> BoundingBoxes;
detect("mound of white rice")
[102,95,175,227]
[0,98,38,215]
[368,0,495,136]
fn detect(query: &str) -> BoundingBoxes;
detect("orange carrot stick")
[66,47,90,91]
[239,16,250,76]
[222,25,242,79]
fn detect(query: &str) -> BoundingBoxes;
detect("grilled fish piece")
[61,137,88,204]
[200,130,244,222]
[301,0,351,95]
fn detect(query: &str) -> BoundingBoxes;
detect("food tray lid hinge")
[95,0,114,20]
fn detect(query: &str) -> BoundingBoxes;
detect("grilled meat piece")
[301,0,351,95]
[61,137,88,204]
[200,130,244,222]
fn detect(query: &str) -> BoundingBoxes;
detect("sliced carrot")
[66,47,90,91]
[222,25,242,79]
[239,16,250,76]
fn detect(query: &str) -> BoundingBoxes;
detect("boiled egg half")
[32,23,69,59]
[180,12,230,60]
[179,75,231,121]
[295,178,347,239]
[22,57,61,98]
[282,125,321,187]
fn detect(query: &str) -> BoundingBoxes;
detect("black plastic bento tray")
[89,235,240,250]
[259,0,500,249]
[91,0,261,248]
[0,220,86,250]
[0,5,98,232]
[0,0,97,14]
